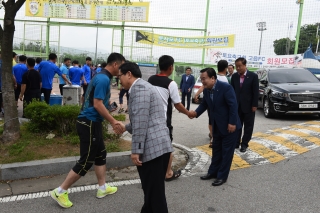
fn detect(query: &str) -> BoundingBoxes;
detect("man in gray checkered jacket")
[117,62,173,213]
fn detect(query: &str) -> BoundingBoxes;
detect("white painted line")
[0,179,142,204]
[251,137,298,158]
[234,149,269,165]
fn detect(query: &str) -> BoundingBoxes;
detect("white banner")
[206,50,303,68]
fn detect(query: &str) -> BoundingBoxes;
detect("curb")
[0,132,198,181]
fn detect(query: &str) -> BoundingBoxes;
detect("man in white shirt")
[217,60,230,84]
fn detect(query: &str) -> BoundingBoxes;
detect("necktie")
[240,75,245,88]
[210,89,214,102]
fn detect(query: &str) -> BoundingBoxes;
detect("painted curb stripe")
[273,128,320,146]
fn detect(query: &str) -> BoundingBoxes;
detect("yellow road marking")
[231,154,250,170]
[305,121,320,126]
[248,141,285,163]
[291,124,320,133]
[253,132,309,154]
[196,145,250,170]
[273,128,320,146]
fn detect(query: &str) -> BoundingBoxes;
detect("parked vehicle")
[191,76,203,103]
[256,68,320,118]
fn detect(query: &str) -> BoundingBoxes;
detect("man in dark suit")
[189,68,241,186]
[231,58,259,153]
[180,67,195,110]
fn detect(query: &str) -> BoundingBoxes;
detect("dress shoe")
[240,147,247,153]
[200,173,217,180]
[212,179,226,186]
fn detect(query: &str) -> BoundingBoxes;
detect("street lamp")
[256,22,267,55]
[93,20,102,65]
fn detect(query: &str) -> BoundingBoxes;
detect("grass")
[0,122,131,164]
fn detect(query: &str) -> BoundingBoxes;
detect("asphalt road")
[171,102,318,148]
[2,102,320,212]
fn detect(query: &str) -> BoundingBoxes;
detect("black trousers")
[181,91,191,110]
[14,84,21,101]
[59,84,65,96]
[208,122,237,180]
[237,108,255,148]
[137,152,171,213]
[41,88,52,104]
[83,85,88,96]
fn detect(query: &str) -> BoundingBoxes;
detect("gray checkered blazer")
[125,78,173,163]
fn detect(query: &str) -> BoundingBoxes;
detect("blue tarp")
[306,68,320,74]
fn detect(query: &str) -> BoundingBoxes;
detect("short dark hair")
[19,55,27,62]
[101,62,107,68]
[217,60,228,72]
[200,67,217,79]
[64,58,71,62]
[13,52,17,58]
[49,53,57,60]
[228,64,234,68]
[36,57,42,64]
[27,58,35,67]
[235,57,247,65]
[86,57,92,61]
[158,55,174,71]
[106,52,125,65]
[185,67,191,71]
[119,62,142,78]
[72,60,79,65]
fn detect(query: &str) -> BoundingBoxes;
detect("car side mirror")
[260,80,268,85]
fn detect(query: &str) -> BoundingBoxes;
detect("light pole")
[93,20,102,65]
[294,0,304,54]
[256,22,267,55]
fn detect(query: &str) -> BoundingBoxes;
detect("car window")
[269,69,320,84]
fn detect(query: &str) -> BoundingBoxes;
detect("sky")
[1,0,320,64]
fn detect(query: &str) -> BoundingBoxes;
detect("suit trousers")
[137,152,171,213]
[237,108,255,148]
[208,122,237,180]
[181,91,191,110]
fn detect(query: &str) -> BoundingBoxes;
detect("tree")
[273,23,319,55]
[0,0,130,143]
[273,38,295,55]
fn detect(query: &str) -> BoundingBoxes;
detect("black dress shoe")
[240,147,247,153]
[212,179,226,186]
[200,173,217,180]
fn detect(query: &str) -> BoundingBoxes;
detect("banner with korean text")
[207,49,303,68]
[25,0,150,22]
[135,30,235,48]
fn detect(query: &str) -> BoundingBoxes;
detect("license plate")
[299,104,318,108]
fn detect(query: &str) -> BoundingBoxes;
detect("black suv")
[256,68,320,118]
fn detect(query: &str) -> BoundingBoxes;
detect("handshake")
[112,121,126,135]
[187,110,197,119]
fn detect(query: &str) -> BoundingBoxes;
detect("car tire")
[263,97,275,118]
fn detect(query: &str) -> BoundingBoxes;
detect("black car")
[257,68,320,118]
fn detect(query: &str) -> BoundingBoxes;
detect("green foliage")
[24,101,81,135]
[273,38,295,55]
[63,134,80,145]
[273,23,319,55]
[112,114,126,121]
[106,141,121,153]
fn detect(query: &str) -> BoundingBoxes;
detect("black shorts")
[14,84,21,101]
[72,117,106,176]
[83,84,88,96]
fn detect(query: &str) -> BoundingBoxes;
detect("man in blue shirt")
[82,57,92,96]
[13,55,28,106]
[59,58,71,95]
[96,64,102,73]
[38,53,70,104]
[50,53,125,209]
[69,60,85,86]
[34,57,42,71]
